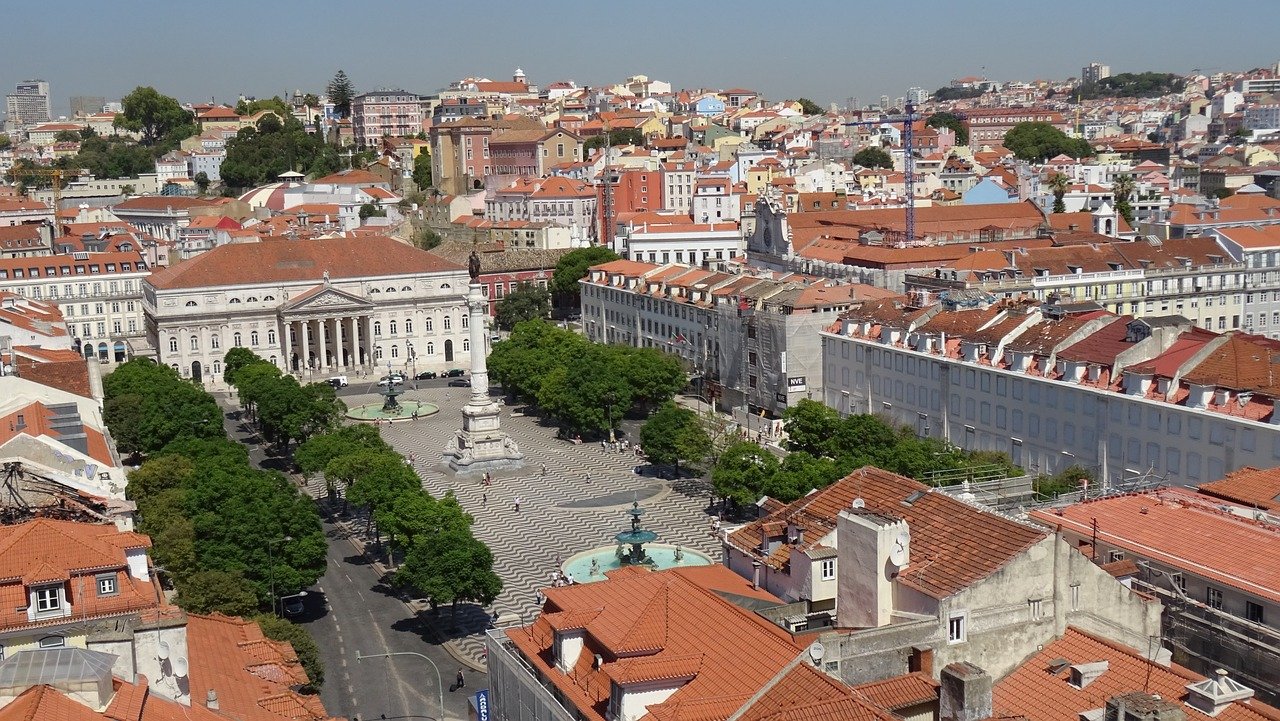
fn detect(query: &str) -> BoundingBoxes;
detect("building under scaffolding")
[0,461,132,529]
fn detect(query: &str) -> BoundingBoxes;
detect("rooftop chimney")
[939,662,992,721]
[206,690,219,710]
[1185,669,1254,716]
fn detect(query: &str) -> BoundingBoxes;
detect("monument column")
[443,252,523,474]
[300,320,311,372]
[282,320,292,373]
[317,317,329,369]
[365,316,376,366]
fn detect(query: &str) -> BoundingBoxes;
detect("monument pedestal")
[443,271,523,474]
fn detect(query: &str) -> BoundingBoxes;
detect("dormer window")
[33,585,64,616]
[96,573,118,597]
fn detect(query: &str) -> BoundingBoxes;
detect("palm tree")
[1111,174,1136,226]
[1047,172,1071,214]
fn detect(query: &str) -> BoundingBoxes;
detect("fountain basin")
[561,543,713,583]
[346,400,439,422]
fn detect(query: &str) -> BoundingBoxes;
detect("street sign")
[474,689,490,721]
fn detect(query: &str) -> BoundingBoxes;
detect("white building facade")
[144,236,473,384]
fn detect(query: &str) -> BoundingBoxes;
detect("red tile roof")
[1028,488,1280,604]
[994,627,1280,721]
[727,466,1047,599]
[852,672,939,711]
[1198,466,1280,511]
[146,236,463,290]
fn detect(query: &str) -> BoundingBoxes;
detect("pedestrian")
[541,463,547,476]
[535,589,545,605]
[601,440,607,452]
[566,573,575,585]
[456,669,465,690]
[482,492,487,508]
[514,496,522,512]
[585,473,591,484]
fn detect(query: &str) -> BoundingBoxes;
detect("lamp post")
[356,650,444,721]
[267,536,292,616]
[406,341,416,386]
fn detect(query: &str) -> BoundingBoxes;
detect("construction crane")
[844,101,921,243]
[12,166,64,215]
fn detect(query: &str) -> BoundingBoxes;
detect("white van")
[328,375,348,388]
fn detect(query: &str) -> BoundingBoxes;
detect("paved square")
[320,383,723,663]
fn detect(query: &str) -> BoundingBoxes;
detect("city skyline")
[4,0,1278,118]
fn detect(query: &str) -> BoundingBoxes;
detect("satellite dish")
[851,498,865,509]
[808,642,825,664]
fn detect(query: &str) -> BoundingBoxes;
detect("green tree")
[582,128,645,151]
[194,171,210,195]
[1077,72,1181,100]
[301,93,320,108]
[488,319,585,401]
[396,530,502,615]
[235,96,292,118]
[115,86,194,146]
[639,402,711,475]
[337,451,421,533]
[412,151,432,189]
[1047,172,1071,214]
[103,393,147,458]
[931,86,984,102]
[253,614,324,692]
[853,146,893,169]
[926,111,969,145]
[54,130,82,143]
[1034,464,1095,499]
[295,424,390,475]
[712,441,780,507]
[550,246,619,305]
[1003,122,1093,161]
[1110,173,1136,226]
[219,115,327,190]
[0,134,10,150]
[780,399,843,457]
[413,226,443,251]
[175,569,260,616]
[358,202,386,219]
[222,346,262,384]
[619,347,685,411]
[796,98,823,115]
[327,70,355,119]
[376,490,471,558]
[495,281,551,330]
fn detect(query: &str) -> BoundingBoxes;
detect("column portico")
[300,320,311,371]
[335,316,345,368]
[317,317,329,370]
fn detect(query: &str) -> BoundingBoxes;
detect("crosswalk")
[329,387,723,667]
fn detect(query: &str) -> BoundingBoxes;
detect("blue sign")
[474,689,490,721]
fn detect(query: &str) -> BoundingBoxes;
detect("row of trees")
[711,400,1020,507]
[106,360,328,688]
[224,349,347,450]
[488,319,685,436]
[294,425,502,613]
[219,114,349,189]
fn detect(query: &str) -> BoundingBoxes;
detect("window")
[1206,586,1223,610]
[267,330,276,345]
[96,574,118,596]
[189,336,199,351]
[1107,550,1125,563]
[463,339,470,352]
[168,338,178,353]
[250,331,259,347]
[389,320,398,335]
[233,332,242,346]
[425,319,433,332]
[1246,601,1265,624]
[374,321,382,336]
[210,335,220,350]
[391,345,399,358]
[405,319,413,334]
[820,559,835,580]
[947,612,966,643]
[426,342,435,355]
[38,636,65,649]
[462,314,468,329]
[1029,598,1044,621]
[34,587,61,614]
[444,317,452,331]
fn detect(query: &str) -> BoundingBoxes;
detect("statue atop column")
[468,250,481,282]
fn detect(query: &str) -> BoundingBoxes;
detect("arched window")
[386,286,396,293]
[213,361,222,375]
[369,288,380,294]
[405,319,413,334]
[230,298,241,303]
[185,300,197,307]
[425,319,433,332]
[374,345,383,360]
[211,335,220,349]
[426,342,435,355]
[267,330,276,345]
[268,356,276,367]
[170,363,179,373]
[250,331,259,347]
[374,321,382,336]
[246,296,258,302]
[463,339,470,352]
[389,320,398,335]
[401,285,411,291]
[168,337,178,353]
[443,317,451,331]
[189,336,199,351]
[263,295,275,301]
[233,332,242,346]
[461,314,468,329]
[391,345,399,358]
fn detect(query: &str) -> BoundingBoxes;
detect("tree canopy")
[327,70,354,119]
[550,246,619,303]
[709,399,1021,508]
[1003,122,1093,161]
[102,360,224,456]
[494,281,551,330]
[853,146,893,169]
[114,86,195,146]
[395,529,502,614]
[220,115,336,189]
[926,111,969,145]
[1077,72,1182,99]
[583,128,645,151]
[796,98,823,115]
[639,402,711,475]
[412,151,432,190]
[235,96,292,118]
[931,86,984,101]
[226,350,344,448]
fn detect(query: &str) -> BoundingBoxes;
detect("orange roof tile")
[994,627,1280,721]
[1198,466,1280,511]
[1029,488,1280,604]
[852,672,939,711]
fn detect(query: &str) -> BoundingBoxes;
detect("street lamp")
[356,650,444,721]
[267,536,292,616]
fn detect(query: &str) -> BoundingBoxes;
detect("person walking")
[541,463,547,477]
[481,492,488,508]
[514,496,522,512]
[456,669,465,690]
[585,473,591,484]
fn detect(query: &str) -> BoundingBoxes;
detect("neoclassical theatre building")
[143,236,473,382]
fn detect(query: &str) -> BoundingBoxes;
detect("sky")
[6,0,1279,118]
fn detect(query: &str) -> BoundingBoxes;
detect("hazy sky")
[7,0,1278,117]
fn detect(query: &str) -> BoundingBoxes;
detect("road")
[214,393,478,721]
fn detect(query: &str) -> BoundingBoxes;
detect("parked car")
[415,371,437,380]
[448,378,471,387]
[282,594,305,616]
[377,376,404,387]
[444,368,467,377]
[327,376,348,388]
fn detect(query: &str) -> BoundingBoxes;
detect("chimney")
[939,662,992,721]
[908,645,934,676]
[1185,669,1254,716]
[1106,691,1186,721]
[206,690,219,710]
[751,560,762,590]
